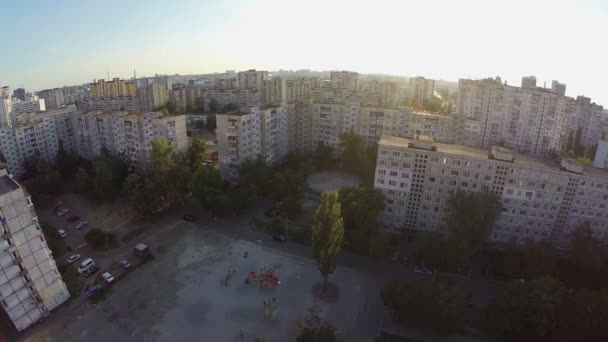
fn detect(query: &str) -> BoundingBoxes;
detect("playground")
[33,223,373,341]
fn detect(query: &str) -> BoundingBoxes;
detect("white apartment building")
[0,106,78,177]
[77,96,140,113]
[0,169,70,331]
[264,77,287,106]
[408,77,434,105]
[593,140,608,169]
[455,78,601,156]
[238,70,268,90]
[36,89,65,110]
[217,105,289,182]
[11,98,45,116]
[375,135,608,247]
[330,71,359,91]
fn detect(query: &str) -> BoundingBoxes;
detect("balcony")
[13,256,22,265]
[5,245,16,254]
[1,230,10,239]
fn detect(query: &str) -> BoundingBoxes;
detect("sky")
[1,0,607,105]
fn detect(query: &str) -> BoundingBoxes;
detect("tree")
[314,143,334,170]
[312,192,344,292]
[296,305,338,342]
[187,137,206,169]
[339,132,376,184]
[561,223,605,289]
[240,156,272,196]
[381,278,468,332]
[75,167,89,194]
[55,139,80,179]
[574,127,583,156]
[91,158,114,200]
[271,217,284,235]
[84,228,116,251]
[205,114,216,131]
[485,277,563,341]
[164,100,179,114]
[583,145,593,159]
[122,173,148,213]
[566,131,574,154]
[283,194,302,219]
[446,190,502,261]
[521,239,557,279]
[555,289,608,342]
[338,186,384,255]
[193,96,204,112]
[191,165,223,212]
[208,98,218,113]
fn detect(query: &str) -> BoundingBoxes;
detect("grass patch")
[84,228,119,251]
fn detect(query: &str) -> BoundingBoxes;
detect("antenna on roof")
[107,65,110,80]
[134,69,137,80]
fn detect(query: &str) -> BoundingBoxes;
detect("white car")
[58,229,67,238]
[75,220,88,230]
[102,272,115,284]
[67,254,81,264]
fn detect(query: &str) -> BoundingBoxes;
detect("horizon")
[1,0,607,105]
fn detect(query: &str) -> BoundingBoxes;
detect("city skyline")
[1,0,607,105]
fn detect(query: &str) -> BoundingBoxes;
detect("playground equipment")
[246,270,279,288]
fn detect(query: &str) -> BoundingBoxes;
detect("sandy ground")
[306,171,361,193]
[25,223,369,341]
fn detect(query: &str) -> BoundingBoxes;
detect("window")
[380,150,388,156]
[429,177,436,182]
[401,173,410,179]
[392,151,400,157]
[390,171,398,177]
[389,181,396,186]
[377,179,385,184]
[378,170,386,175]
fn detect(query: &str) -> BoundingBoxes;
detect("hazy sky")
[1,0,607,105]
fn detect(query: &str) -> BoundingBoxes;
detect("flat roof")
[379,136,608,180]
[0,175,19,195]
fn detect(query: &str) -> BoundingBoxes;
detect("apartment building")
[203,89,264,111]
[330,71,359,91]
[77,96,140,113]
[238,70,268,90]
[375,135,608,247]
[264,77,287,106]
[573,96,604,147]
[285,79,313,103]
[138,84,167,112]
[0,106,78,177]
[408,76,435,105]
[36,88,65,110]
[12,88,26,102]
[551,80,566,96]
[0,169,70,331]
[593,140,608,169]
[217,105,289,182]
[11,98,45,117]
[169,86,203,113]
[90,78,136,98]
[0,93,11,127]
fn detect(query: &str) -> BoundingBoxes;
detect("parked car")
[67,215,80,223]
[414,267,436,275]
[84,265,100,278]
[102,272,115,284]
[272,234,287,243]
[391,251,400,262]
[56,207,70,217]
[400,257,409,265]
[75,220,88,230]
[58,229,67,238]
[67,254,81,264]
[119,260,132,269]
[77,258,95,274]
[182,214,195,222]
[85,284,104,299]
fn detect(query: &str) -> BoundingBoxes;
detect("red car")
[67,215,80,223]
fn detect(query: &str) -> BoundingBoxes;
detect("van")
[77,258,95,274]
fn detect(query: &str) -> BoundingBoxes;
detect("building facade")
[375,135,608,247]
[408,76,434,105]
[0,169,70,331]
[77,96,140,113]
[138,84,167,112]
[90,78,136,98]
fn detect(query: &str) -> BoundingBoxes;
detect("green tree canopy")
[312,191,344,292]
[555,289,608,342]
[187,137,206,170]
[205,114,216,131]
[381,278,468,332]
[208,98,218,113]
[296,305,338,342]
[314,142,335,171]
[485,277,563,341]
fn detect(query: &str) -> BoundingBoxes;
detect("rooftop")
[379,136,608,181]
[0,175,19,195]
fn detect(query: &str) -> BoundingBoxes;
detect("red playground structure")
[246,270,279,288]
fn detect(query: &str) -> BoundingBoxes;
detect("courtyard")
[24,219,381,341]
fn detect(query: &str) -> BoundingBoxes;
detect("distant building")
[11,98,45,116]
[138,83,167,112]
[593,140,608,169]
[330,71,359,91]
[77,96,140,113]
[36,88,65,110]
[521,76,537,89]
[90,78,136,98]
[551,80,566,96]
[238,70,268,90]
[12,88,26,101]
[0,168,70,331]
[169,86,203,113]
[408,76,434,105]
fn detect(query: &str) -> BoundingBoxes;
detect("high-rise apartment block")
[455,78,603,156]
[593,140,608,169]
[12,88,26,102]
[77,96,140,113]
[36,88,65,110]
[330,71,359,91]
[375,135,608,247]
[138,84,167,112]
[169,86,203,113]
[408,76,435,105]
[551,80,566,96]
[90,78,136,98]
[217,105,288,182]
[0,104,186,177]
[11,98,45,116]
[0,169,70,331]
[238,70,269,90]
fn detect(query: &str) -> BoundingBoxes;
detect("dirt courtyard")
[306,171,361,193]
[26,223,372,341]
